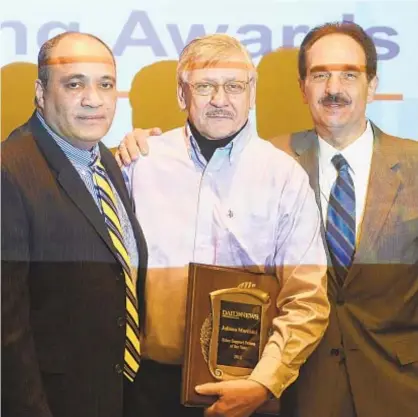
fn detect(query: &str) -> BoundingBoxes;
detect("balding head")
[38,32,115,88]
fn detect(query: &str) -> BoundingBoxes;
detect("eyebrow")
[309,64,366,73]
[187,61,251,71]
[60,74,116,83]
[197,76,241,83]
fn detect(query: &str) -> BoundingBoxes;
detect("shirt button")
[114,363,123,374]
[117,316,125,327]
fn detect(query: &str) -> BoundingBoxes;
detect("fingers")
[118,142,132,166]
[149,127,162,136]
[115,151,123,168]
[133,127,162,156]
[203,398,222,417]
[195,382,222,396]
[121,131,140,160]
[203,404,216,417]
[117,126,162,166]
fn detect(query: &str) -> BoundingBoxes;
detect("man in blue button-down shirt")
[119,34,329,417]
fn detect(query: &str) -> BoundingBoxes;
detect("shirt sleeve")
[248,159,330,398]
[121,164,133,197]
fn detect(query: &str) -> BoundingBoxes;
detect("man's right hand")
[115,127,162,167]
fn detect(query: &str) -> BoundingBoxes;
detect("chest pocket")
[394,334,418,366]
[217,194,278,267]
[373,206,418,264]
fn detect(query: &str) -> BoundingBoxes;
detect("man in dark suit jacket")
[272,22,418,417]
[1,32,147,417]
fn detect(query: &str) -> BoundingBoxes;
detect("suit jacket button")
[330,348,340,356]
[336,294,345,305]
[114,363,123,374]
[117,316,125,327]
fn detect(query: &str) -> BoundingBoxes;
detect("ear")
[298,78,308,104]
[35,79,46,110]
[367,75,378,103]
[177,81,187,111]
[249,78,256,110]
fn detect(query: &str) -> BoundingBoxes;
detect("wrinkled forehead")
[45,55,115,66]
[184,59,253,83]
[42,59,116,83]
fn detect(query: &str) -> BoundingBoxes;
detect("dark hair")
[298,22,377,82]
[37,31,115,87]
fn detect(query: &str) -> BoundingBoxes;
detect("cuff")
[248,354,297,398]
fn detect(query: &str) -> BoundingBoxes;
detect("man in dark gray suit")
[1,32,147,417]
[117,22,418,417]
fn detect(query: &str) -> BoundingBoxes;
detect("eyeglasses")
[185,80,252,96]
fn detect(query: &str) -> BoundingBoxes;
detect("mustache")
[319,94,351,106]
[205,109,235,118]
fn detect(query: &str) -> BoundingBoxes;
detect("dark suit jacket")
[272,124,418,417]
[1,113,148,417]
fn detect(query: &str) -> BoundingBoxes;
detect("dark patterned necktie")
[326,154,356,285]
[93,158,140,381]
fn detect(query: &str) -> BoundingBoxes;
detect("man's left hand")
[195,379,270,417]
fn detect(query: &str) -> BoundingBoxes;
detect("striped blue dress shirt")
[36,111,138,270]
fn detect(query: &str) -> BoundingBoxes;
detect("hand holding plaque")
[182,263,281,415]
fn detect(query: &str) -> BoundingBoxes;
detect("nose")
[210,85,229,107]
[325,73,343,95]
[81,85,104,108]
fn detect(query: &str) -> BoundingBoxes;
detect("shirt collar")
[36,111,100,168]
[318,120,374,176]
[185,121,253,168]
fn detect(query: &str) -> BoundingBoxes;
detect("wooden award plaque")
[181,263,281,415]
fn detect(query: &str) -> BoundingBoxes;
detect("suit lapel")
[30,113,148,317]
[293,130,337,281]
[346,124,402,285]
[292,124,403,288]
[296,133,322,212]
[29,114,118,261]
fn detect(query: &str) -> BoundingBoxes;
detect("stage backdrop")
[1,0,417,146]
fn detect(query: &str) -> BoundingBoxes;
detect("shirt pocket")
[217,197,277,267]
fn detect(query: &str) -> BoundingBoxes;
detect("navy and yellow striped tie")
[326,154,356,285]
[93,159,140,381]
